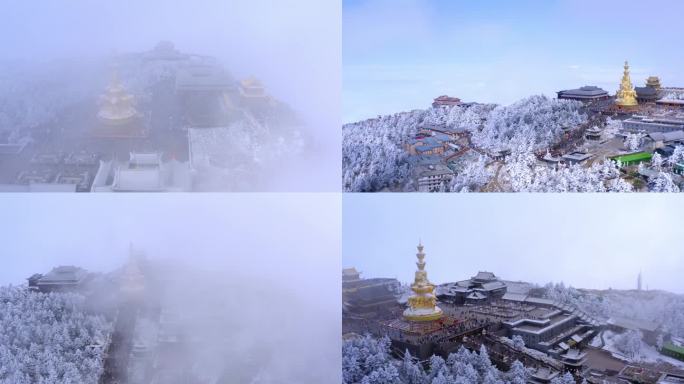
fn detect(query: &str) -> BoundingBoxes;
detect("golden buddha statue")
[98,67,137,125]
[403,241,443,322]
[616,61,638,108]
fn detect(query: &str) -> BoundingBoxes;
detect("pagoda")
[98,69,137,125]
[403,241,443,322]
[120,245,146,299]
[615,61,638,108]
[646,76,662,91]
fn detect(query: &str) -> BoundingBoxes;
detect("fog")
[0,0,340,191]
[1,193,341,382]
[343,194,684,294]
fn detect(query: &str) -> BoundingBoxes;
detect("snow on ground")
[601,330,684,370]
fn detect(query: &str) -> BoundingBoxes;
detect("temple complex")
[615,61,638,108]
[403,242,443,322]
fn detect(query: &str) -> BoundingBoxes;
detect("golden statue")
[98,66,137,125]
[615,61,638,107]
[403,241,443,322]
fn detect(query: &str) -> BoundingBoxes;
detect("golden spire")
[98,63,137,124]
[616,60,638,107]
[403,241,443,322]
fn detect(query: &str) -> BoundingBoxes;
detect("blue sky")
[343,194,684,294]
[344,0,684,122]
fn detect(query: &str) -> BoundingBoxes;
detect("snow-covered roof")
[531,367,559,380]
[115,168,163,192]
[558,85,609,97]
[92,156,191,192]
[635,87,658,97]
[562,152,593,162]
[561,348,587,360]
[607,316,660,332]
[481,281,506,290]
[524,297,556,306]
[415,144,442,153]
[473,271,497,281]
[502,292,528,302]
[416,163,453,177]
[466,291,487,300]
[129,152,161,166]
[40,266,87,284]
[343,268,360,277]
[657,99,684,105]
[648,130,684,142]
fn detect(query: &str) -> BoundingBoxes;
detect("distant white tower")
[637,271,642,291]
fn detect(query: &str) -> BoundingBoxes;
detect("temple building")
[615,61,638,108]
[403,242,443,322]
[432,95,462,108]
[239,76,272,109]
[623,116,684,133]
[646,76,662,90]
[27,266,90,293]
[556,86,609,102]
[437,271,507,305]
[144,41,187,62]
[342,268,400,317]
[175,59,237,127]
[95,68,145,138]
[91,152,192,192]
[559,349,587,372]
[635,86,659,103]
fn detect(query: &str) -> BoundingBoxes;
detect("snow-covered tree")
[511,335,525,351]
[623,133,644,152]
[668,145,684,166]
[550,372,576,384]
[342,111,425,191]
[650,152,663,171]
[471,95,587,153]
[0,286,112,383]
[502,157,632,192]
[603,118,622,138]
[614,330,643,359]
[343,96,588,192]
[343,337,533,384]
[450,155,493,192]
[399,351,426,384]
[656,333,664,350]
[649,171,680,192]
[505,360,528,384]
